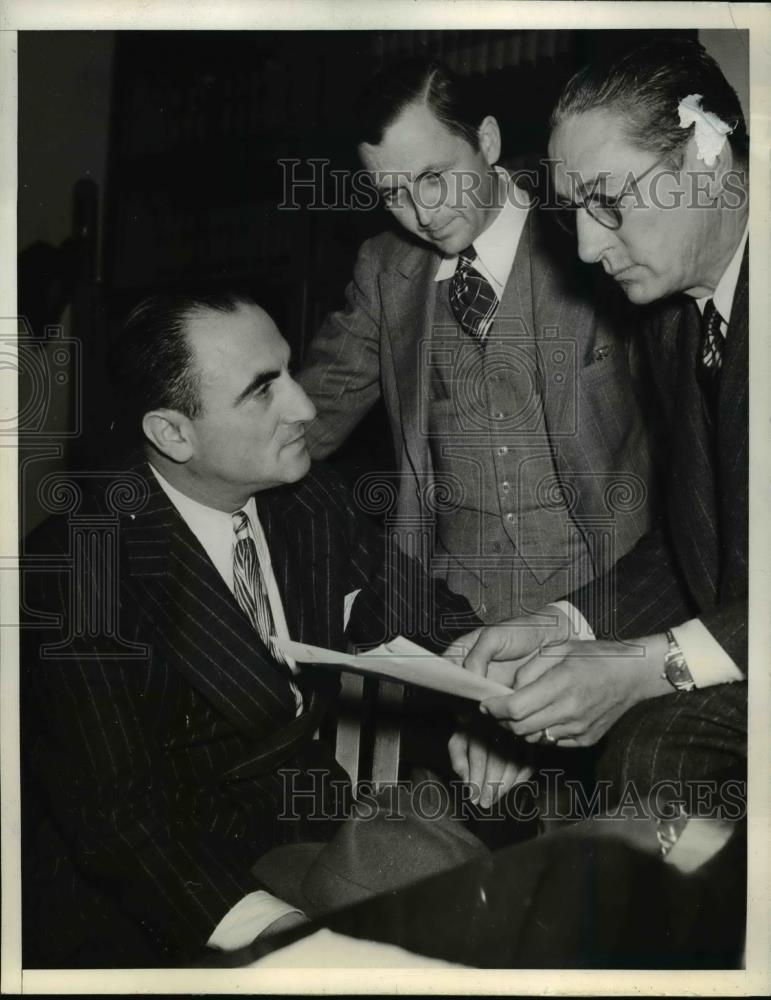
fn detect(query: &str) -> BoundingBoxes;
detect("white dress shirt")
[149,466,304,948]
[434,166,531,295]
[557,226,749,687]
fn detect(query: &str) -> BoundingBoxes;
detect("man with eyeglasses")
[457,39,749,803]
[298,54,652,671]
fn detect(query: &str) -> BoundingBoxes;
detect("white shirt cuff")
[343,589,362,631]
[671,619,744,688]
[664,818,735,874]
[550,601,595,641]
[207,890,303,951]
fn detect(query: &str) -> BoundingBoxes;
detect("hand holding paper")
[271,635,514,702]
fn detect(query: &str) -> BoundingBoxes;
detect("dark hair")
[551,38,748,168]
[109,290,256,433]
[354,57,486,149]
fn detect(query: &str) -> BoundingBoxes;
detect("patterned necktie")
[698,299,725,410]
[232,510,302,713]
[449,245,499,345]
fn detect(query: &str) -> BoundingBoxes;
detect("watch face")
[667,660,688,683]
[666,655,695,690]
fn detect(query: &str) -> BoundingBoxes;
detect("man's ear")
[682,132,736,202]
[477,116,502,167]
[142,409,195,463]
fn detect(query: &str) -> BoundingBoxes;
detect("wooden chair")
[332,673,405,787]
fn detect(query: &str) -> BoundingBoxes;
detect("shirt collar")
[434,167,531,287]
[148,463,257,584]
[696,225,748,323]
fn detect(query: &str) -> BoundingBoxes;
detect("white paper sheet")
[271,635,513,702]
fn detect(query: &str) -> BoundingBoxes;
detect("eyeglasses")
[552,155,670,235]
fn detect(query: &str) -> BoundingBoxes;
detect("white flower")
[677,93,733,167]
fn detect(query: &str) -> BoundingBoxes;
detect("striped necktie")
[697,298,725,411]
[232,510,302,713]
[449,245,499,345]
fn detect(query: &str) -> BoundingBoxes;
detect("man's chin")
[616,276,660,306]
[282,449,311,484]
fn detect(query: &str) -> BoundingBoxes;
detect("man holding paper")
[22,291,490,968]
[455,40,748,801]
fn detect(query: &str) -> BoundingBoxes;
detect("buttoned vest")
[426,273,594,622]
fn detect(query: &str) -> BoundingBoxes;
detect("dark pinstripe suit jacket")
[573,247,749,670]
[22,458,475,963]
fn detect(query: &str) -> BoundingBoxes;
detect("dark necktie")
[449,245,499,345]
[232,510,302,713]
[697,298,725,411]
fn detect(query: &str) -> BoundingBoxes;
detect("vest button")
[491,541,502,553]
[497,446,508,456]
[501,480,511,492]
[505,512,516,523]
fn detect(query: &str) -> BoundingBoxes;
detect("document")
[271,635,513,702]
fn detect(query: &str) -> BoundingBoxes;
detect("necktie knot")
[701,299,725,365]
[456,245,477,270]
[449,244,498,345]
[232,509,250,540]
[697,298,725,415]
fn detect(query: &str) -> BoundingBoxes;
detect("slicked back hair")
[354,57,486,150]
[109,290,257,436]
[551,38,748,169]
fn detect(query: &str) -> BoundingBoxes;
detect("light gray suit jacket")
[299,209,653,609]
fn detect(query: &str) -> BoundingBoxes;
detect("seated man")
[452,39,748,803]
[20,291,482,968]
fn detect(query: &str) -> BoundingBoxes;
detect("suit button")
[501,480,511,493]
[491,542,502,553]
[505,512,516,523]
[497,446,508,456]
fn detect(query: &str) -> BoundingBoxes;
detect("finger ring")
[539,728,558,745]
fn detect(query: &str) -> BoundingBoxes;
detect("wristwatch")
[662,629,696,692]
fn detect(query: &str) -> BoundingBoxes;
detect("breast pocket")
[578,343,630,389]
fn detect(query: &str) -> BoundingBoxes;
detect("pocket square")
[591,344,613,362]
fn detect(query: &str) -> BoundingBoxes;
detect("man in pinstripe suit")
[453,40,748,804]
[21,292,480,967]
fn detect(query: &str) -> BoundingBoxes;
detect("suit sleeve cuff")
[550,601,595,641]
[671,619,744,688]
[207,890,303,951]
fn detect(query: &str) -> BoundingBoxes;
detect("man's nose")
[285,377,317,423]
[576,208,616,265]
[410,186,439,229]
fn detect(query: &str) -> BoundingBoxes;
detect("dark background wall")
[17,28,748,531]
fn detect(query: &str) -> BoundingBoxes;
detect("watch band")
[662,629,696,692]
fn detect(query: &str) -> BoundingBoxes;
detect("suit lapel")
[716,245,749,585]
[667,301,721,606]
[121,462,298,737]
[380,242,440,475]
[528,212,599,436]
[717,246,748,484]
[255,486,331,649]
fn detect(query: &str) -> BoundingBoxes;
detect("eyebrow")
[415,161,452,180]
[375,161,453,193]
[556,171,619,205]
[234,368,282,405]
